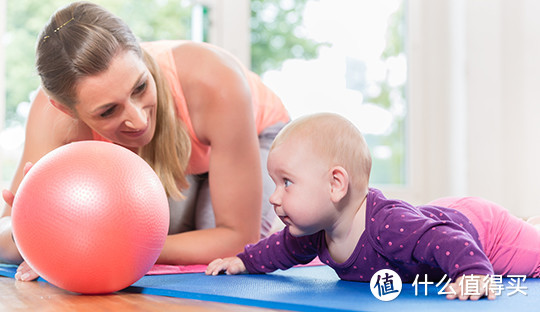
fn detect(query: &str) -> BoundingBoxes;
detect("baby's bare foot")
[526,216,540,231]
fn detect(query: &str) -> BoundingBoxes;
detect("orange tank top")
[93,40,289,174]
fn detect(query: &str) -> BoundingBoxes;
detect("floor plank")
[0,276,287,312]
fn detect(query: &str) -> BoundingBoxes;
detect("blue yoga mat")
[1,263,538,311]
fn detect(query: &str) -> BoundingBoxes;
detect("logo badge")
[370,269,402,301]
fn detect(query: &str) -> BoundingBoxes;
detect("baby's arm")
[207,227,318,276]
[206,256,247,275]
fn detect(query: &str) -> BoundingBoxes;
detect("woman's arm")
[0,88,89,263]
[157,42,262,264]
[0,216,21,264]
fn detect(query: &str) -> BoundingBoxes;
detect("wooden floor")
[0,276,286,312]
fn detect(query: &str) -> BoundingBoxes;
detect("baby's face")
[267,138,337,237]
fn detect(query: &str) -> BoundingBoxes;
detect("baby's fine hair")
[271,112,372,190]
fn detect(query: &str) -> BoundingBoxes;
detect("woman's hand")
[445,274,497,300]
[2,162,40,280]
[2,162,33,208]
[205,256,247,276]
[2,189,15,209]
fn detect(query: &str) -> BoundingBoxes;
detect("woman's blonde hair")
[36,1,190,199]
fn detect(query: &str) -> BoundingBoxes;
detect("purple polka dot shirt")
[237,188,494,282]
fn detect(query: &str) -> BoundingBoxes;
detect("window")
[254,0,407,186]
[1,0,407,191]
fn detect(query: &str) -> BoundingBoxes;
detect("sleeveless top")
[93,40,290,174]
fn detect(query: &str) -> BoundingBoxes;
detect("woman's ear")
[329,166,349,203]
[50,98,76,118]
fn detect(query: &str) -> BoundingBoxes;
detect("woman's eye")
[100,106,116,118]
[134,81,147,94]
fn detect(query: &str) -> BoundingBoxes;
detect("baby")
[206,112,540,300]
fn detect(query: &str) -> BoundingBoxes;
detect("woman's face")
[74,50,158,150]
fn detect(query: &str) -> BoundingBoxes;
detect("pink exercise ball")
[11,141,169,294]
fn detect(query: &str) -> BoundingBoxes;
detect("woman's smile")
[122,122,149,138]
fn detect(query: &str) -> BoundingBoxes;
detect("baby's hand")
[445,274,497,300]
[205,256,247,276]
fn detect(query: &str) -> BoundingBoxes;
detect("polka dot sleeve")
[237,226,319,274]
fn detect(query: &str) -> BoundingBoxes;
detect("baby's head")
[270,113,372,192]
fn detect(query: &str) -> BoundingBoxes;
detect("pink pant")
[429,197,540,277]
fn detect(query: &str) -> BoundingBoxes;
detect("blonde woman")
[0,1,289,281]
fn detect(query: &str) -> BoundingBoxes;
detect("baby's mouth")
[279,215,292,226]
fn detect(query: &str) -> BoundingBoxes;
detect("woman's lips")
[122,124,148,138]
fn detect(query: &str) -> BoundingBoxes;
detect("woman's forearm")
[0,216,23,264]
[157,226,255,265]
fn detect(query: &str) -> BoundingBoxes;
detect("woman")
[0,1,289,279]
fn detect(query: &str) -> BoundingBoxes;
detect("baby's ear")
[330,166,349,202]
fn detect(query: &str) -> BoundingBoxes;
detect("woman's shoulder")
[169,41,249,103]
[169,41,244,74]
[20,89,93,171]
[142,40,245,79]
[27,89,93,145]
[142,40,208,64]
[146,40,215,58]
[141,40,185,52]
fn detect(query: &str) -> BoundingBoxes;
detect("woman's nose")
[124,102,147,129]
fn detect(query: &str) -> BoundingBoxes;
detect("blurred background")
[1,0,539,218]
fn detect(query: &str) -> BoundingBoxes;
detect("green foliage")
[4,0,192,125]
[99,1,192,42]
[3,0,407,185]
[364,2,407,185]
[4,0,64,124]
[382,2,405,60]
[250,0,328,75]
[4,0,323,124]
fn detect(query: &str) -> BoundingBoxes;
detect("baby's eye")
[284,179,291,188]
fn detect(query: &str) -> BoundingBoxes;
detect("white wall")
[467,0,540,218]
[400,0,540,218]
[0,0,6,188]
[196,0,251,67]
[0,0,5,132]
